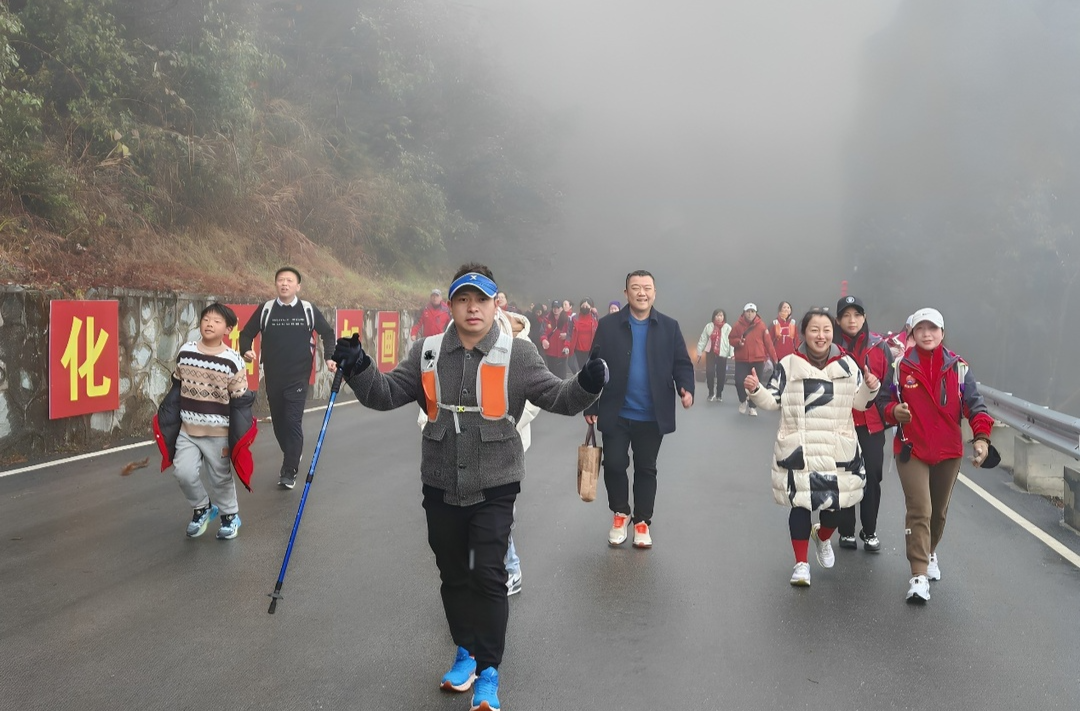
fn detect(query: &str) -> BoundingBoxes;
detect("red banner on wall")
[375,311,400,373]
[49,301,120,419]
[336,309,365,340]
[226,303,261,392]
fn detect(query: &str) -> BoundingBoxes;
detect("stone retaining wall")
[0,287,413,462]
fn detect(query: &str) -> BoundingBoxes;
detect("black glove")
[332,334,369,378]
[577,355,609,394]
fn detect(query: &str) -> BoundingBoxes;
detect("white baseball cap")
[743,303,758,312]
[909,307,944,330]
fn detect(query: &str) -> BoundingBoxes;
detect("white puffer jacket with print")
[748,346,879,511]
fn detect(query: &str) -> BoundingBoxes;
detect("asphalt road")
[2,392,1080,710]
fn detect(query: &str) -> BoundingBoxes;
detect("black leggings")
[789,507,842,540]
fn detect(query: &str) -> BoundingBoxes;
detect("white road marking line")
[0,400,358,479]
[958,472,1080,570]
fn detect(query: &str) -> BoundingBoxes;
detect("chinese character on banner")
[49,301,120,419]
[375,311,400,373]
[226,304,261,392]
[336,309,365,341]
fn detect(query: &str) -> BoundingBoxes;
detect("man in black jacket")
[585,270,695,549]
[239,266,337,489]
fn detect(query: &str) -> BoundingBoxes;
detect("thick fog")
[472,0,900,325]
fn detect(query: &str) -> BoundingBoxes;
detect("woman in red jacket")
[570,298,598,371]
[879,307,994,604]
[728,303,777,417]
[771,301,799,361]
[540,300,572,377]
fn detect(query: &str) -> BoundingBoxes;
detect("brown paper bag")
[577,423,602,502]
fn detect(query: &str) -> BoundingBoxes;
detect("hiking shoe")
[216,513,241,540]
[860,529,881,553]
[811,524,835,568]
[470,667,500,711]
[738,401,748,414]
[838,535,858,550]
[633,521,652,548]
[927,552,941,581]
[608,513,631,546]
[278,469,297,489]
[440,646,477,692]
[186,504,219,538]
[749,406,758,417]
[906,575,930,603]
[789,562,811,587]
[506,570,522,597]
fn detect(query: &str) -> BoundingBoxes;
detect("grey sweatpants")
[173,431,238,515]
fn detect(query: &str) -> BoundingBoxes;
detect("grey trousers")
[173,431,238,515]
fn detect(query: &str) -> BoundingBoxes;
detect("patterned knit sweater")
[173,341,248,437]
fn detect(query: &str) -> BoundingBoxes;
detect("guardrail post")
[1064,467,1080,533]
[1013,435,1065,497]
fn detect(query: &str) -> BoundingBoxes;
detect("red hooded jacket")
[728,314,777,363]
[880,345,993,465]
[570,311,598,352]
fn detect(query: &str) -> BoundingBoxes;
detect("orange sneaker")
[633,521,652,548]
[608,513,631,545]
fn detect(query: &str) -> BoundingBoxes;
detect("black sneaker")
[278,469,297,489]
[859,529,881,553]
[838,535,858,550]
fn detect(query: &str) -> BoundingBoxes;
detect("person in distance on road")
[729,303,777,417]
[770,301,800,362]
[332,263,605,711]
[744,307,880,587]
[878,307,994,604]
[696,308,733,403]
[238,267,337,490]
[585,270,695,550]
[833,295,894,554]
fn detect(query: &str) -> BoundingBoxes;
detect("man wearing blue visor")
[333,262,608,711]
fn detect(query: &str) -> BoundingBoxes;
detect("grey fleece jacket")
[345,321,598,506]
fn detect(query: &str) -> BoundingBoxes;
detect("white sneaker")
[906,575,930,603]
[608,513,631,546]
[632,521,652,548]
[811,524,835,568]
[927,553,941,581]
[748,406,758,417]
[738,401,748,415]
[789,562,811,587]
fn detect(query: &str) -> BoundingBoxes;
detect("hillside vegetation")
[0,0,557,305]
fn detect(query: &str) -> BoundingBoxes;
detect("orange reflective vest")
[420,327,514,432]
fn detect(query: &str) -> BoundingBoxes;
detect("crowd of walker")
[152,264,996,711]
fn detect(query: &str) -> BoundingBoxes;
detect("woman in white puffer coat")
[745,308,880,587]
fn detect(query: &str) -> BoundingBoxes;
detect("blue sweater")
[619,315,656,421]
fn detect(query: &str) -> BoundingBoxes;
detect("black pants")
[265,378,309,475]
[733,361,765,404]
[601,417,664,524]
[423,487,516,672]
[789,507,842,539]
[543,353,568,378]
[839,427,887,537]
[706,353,728,399]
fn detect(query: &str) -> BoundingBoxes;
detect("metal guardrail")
[979,384,1080,461]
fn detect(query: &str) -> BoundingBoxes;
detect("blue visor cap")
[448,273,498,299]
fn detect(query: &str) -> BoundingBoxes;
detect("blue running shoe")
[470,667,500,711]
[440,646,477,692]
[186,504,219,538]
[216,513,241,540]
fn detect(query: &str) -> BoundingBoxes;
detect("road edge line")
[957,472,1080,570]
[0,399,358,479]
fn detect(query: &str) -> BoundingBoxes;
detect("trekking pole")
[267,339,353,614]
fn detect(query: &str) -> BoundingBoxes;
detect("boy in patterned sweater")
[171,303,250,539]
